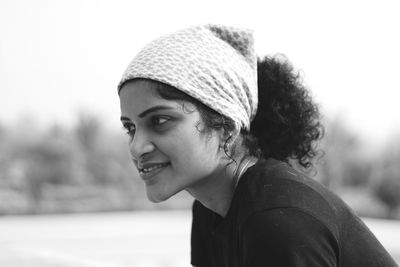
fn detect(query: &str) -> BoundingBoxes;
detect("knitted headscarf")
[118,24,258,131]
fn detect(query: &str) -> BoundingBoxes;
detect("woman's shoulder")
[235,158,342,236]
[238,157,333,205]
[239,207,339,266]
[242,157,316,185]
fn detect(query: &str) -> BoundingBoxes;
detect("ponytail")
[248,55,323,170]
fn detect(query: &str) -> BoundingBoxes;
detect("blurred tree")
[0,121,5,141]
[373,134,400,219]
[317,116,362,189]
[375,173,400,219]
[22,136,74,213]
[75,112,101,152]
[342,159,372,187]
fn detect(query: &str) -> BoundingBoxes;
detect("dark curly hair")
[250,55,323,170]
[151,55,323,171]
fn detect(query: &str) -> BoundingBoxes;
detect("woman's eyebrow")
[120,116,131,122]
[138,105,174,118]
[120,105,175,122]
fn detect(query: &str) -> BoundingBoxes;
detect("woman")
[118,25,397,266]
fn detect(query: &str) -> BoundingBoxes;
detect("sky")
[1,0,399,147]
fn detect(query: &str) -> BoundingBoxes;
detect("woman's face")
[119,80,225,202]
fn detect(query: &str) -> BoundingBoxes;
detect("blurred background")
[0,0,399,266]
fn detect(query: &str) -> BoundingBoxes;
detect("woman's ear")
[226,128,240,144]
[218,128,240,154]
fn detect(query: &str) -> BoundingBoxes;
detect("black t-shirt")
[191,158,398,267]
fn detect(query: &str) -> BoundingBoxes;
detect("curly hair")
[250,55,324,170]
[151,55,323,171]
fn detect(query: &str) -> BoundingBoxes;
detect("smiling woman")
[119,79,228,204]
[117,24,398,266]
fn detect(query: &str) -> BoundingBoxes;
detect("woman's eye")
[152,116,170,126]
[123,123,135,137]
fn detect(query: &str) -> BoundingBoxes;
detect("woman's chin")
[146,189,173,203]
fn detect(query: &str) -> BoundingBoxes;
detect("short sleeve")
[241,208,339,267]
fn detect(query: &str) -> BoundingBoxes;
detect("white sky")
[1,0,399,145]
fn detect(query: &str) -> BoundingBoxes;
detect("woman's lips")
[139,162,170,183]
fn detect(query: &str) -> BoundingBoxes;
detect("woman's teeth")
[140,163,169,174]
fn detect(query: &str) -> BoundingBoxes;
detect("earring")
[225,142,231,149]
[221,132,233,150]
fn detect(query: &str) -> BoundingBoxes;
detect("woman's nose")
[129,131,155,161]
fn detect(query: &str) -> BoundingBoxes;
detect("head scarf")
[118,24,257,131]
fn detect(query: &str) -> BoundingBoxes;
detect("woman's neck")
[186,156,258,217]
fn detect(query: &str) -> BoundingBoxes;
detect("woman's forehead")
[119,80,194,117]
[120,79,161,96]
